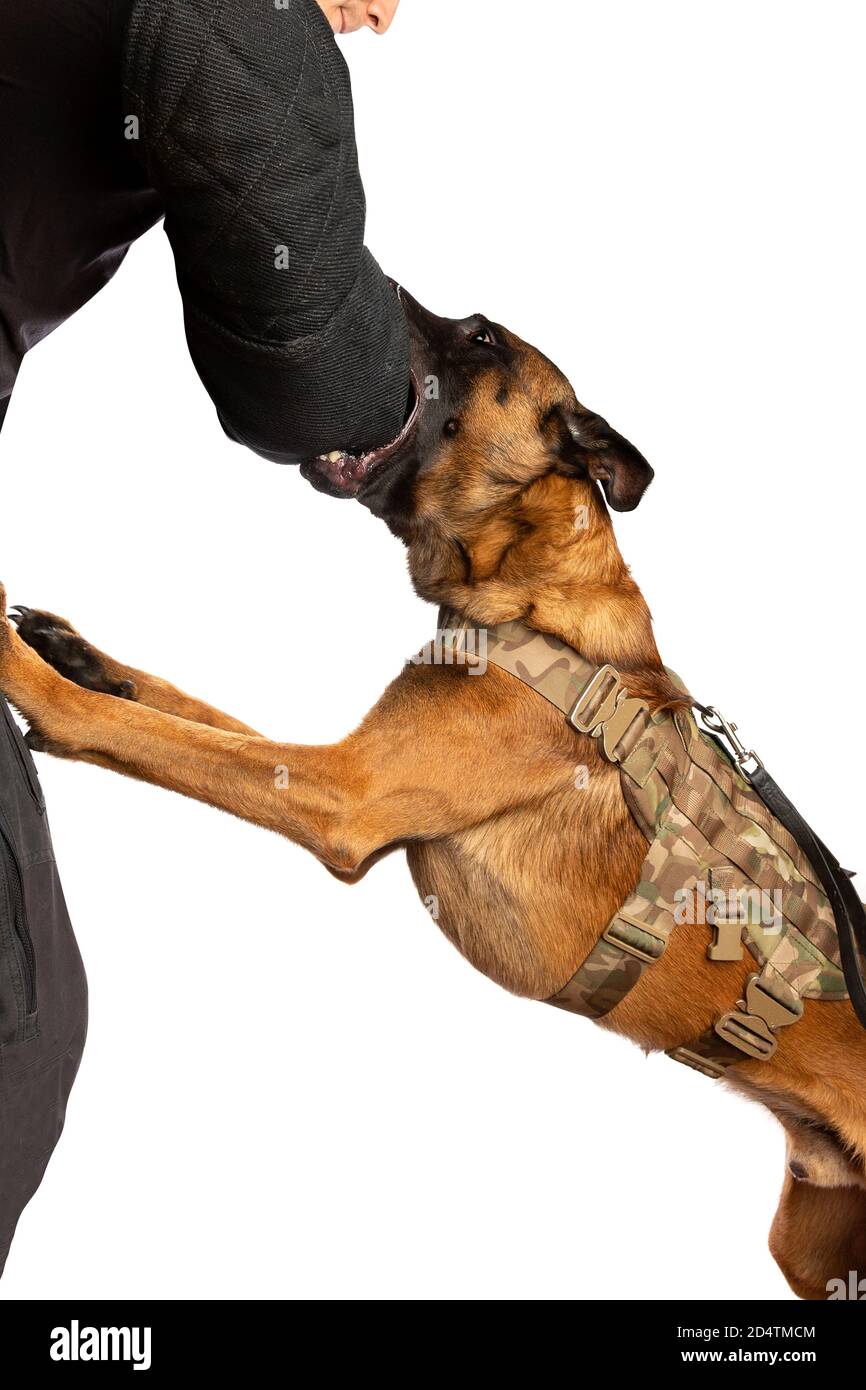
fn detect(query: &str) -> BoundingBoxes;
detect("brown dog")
[1,291,864,1298]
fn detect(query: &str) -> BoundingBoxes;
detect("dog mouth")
[301,373,422,499]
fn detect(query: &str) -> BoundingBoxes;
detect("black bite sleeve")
[121,0,410,465]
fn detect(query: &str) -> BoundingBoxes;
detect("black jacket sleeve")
[121,0,410,466]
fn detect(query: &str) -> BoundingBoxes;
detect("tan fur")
[1,339,864,1298]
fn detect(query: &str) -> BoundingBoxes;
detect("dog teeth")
[327,450,344,463]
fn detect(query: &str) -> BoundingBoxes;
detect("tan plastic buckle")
[569,665,622,734]
[600,694,650,762]
[714,1010,778,1062]
[668,1046,726,1080]
[569,666,650,764]
[602,918,667,964]
[743,974,802,1030]
[714,972,802,1061]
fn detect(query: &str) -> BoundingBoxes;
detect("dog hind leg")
[769,1169,866,1299]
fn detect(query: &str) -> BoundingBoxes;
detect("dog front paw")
[9,606,135,699]
[0,587,85,758]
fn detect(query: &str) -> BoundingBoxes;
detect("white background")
[1,0,864,1300]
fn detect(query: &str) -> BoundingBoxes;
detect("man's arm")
[120,0,410,465]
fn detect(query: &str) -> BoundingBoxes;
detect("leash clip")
[699,706,764,781]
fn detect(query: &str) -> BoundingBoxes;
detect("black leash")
[696,704,866,1031]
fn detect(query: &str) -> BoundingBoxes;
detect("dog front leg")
[0,588,561,878]
[0,593,363,869]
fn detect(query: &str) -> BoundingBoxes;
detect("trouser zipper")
[0,814,36,1016]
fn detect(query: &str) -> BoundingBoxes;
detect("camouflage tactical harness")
[437,611,851,1079]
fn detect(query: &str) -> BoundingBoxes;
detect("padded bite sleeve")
[122,0,410,465]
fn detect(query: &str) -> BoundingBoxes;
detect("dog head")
[302,287,654,600]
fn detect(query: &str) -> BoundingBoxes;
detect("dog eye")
[468,325,496,347]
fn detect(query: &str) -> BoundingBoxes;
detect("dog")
[1,289,864,1299]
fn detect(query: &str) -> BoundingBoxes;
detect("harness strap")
[440,611,660,784]
[434,611,856,1077]
[667,969,803,1078]
[547,910,672,1020]
[458,622,693,1023]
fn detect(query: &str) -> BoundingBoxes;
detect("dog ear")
[546,404,654,512]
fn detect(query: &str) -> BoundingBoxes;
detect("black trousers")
[0,698,87,1276]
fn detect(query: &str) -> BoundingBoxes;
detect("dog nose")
[387,282,450,354]
[389,282,436,329]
